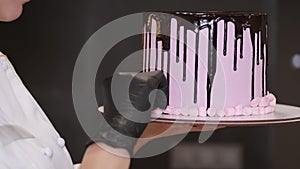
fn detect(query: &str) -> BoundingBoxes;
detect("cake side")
[142,12,276,117]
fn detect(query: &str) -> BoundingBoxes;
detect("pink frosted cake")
[143,12,276,117]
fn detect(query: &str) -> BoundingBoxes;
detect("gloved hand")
[89,71,168,155]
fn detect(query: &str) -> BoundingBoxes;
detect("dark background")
[0,0,299,168]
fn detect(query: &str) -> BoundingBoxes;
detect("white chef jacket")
[0,51,78,169]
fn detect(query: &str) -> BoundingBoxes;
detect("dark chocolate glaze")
[166,51,170,102]
[257,32,260,65]
[223,22,228,56]
[240,33,244,59]
[144,12,268,108]
[251,32,256,99]
[161,48,164,71]
[155,40,159,70]
[194,31,199,104]
[183,29,187,81]
[261,24,268,96]
[176,29,180,63]
[143,31,148,71]
[147,32,151,72]
[233,16,245,63]
[145,13,172,79]
[233,35,238,71]
[264,25,268,96]
[262,55,265,96]
[207,20,218,108]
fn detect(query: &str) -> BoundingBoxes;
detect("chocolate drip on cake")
[223,22,228,56]
[144,12,268,108]
[233,36,238,71]
[251,31,256,99]
[194,30,199,104]
[232,17,245,70]
[166,51,170,100]
[157,16,171,93]
[247,15,267,99]
[183,29,187,82]
[143,31,148,71]
[161,44,164,71]
[240,33,244,59]
[257,32,260,65]
[155,40,159,70]
[207,21,218,108]
[261,24,268,96]
[148,13,172,103]
[176,29,180,63]
[147,31,151,72]
[262,54,265,96]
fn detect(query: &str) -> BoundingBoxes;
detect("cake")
[142,12,276,117]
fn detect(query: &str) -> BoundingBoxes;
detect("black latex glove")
[89,71,168,155]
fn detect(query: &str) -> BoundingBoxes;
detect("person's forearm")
[80,143,130,169]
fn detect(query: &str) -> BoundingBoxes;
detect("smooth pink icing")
[166,19,268,109]
[184,30,197,106]
[157,41,163,70]
[150,19,157,71]
[143,25,147,71]
[169,18,182,107]
[216,21,252,108]
[197,28,208,108]
[144,30,150,71]
[145,17,272,117]
[163,51,168,77]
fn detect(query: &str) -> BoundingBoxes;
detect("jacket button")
[43,147,53,158]
[57,137,65,148]
[0,57,8,71]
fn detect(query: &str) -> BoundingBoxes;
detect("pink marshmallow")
[250,98,261,107]
[198,107,207,117]
[207,108,217,117]
[265,106,275,114]
[243,107,253,116]
[259,107,265,115]
[252,107,260,116]
[152,108,164,115]
[259,97,269,107]
[181,108,189,116]
[266,93,276,106]
[164,106,172,114]
[188,107,198,117]
[225,108,235,117]
[270,98,276,107]
[172,108,181,115]
[217,110,225,117]
[266,93,276,102]
[235,105,243,116]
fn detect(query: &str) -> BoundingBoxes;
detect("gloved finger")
[129,71,169,111]
[101,73,152,124]
[100,75,148,137]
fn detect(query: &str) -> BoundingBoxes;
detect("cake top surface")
[172,11,267,17]
[146,11,267,34]
[148,11,267,23]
